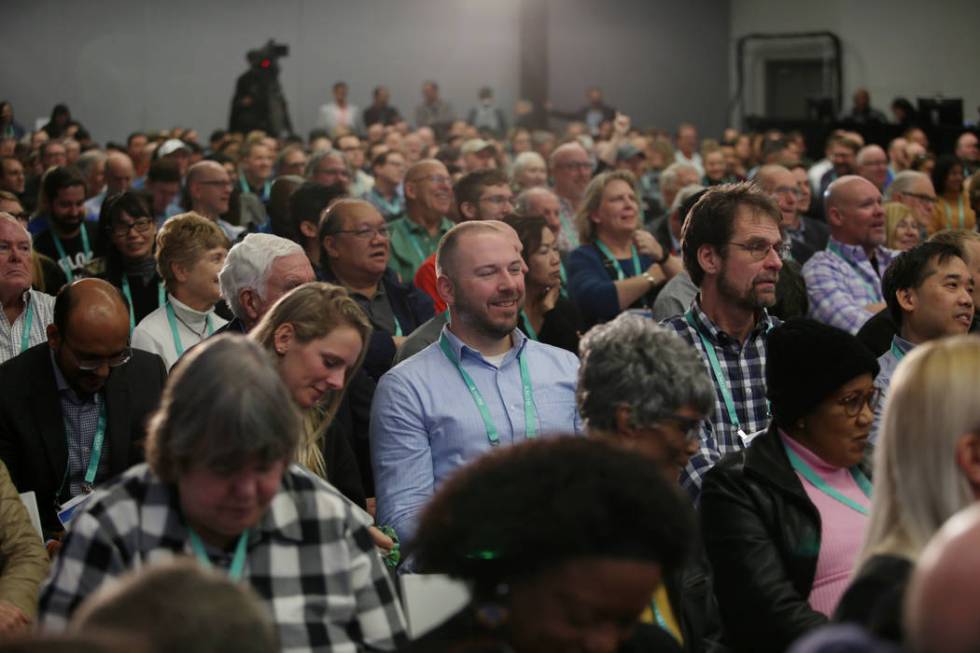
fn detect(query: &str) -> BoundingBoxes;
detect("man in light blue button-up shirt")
[370,221,581,549]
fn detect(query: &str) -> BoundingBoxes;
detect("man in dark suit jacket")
[0,279,166,535]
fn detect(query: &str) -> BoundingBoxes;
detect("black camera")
[247,39,289,67]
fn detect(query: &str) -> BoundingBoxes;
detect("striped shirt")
[0,289,55,364]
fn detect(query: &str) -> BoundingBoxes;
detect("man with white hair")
[885,170,938,235]
[216,233,315,335]
[511,151,547,191]
[652,162,700,230]
[0,213,54,363]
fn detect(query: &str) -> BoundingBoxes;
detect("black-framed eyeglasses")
[110,217,154,238]
[728,240,790,261]
[838,387,882,417]
[329,225,390,240]
[62,341,132,371]
[903,191,938,205]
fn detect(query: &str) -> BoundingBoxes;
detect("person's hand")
[368,526,395,554]
[633,229,664,261]
[392,335,407,348]
[0,601,29,635]
[613,113,631,137]
[542,284,561,313]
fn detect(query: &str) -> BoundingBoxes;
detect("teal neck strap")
[166,300,214,358]
[783,441,872,515]
[188,528,249,581]
[51,224,91,283]
[594,240,641,281]
[19,299,33,354]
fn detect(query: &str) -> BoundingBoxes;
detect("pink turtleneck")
[779,431,870,616]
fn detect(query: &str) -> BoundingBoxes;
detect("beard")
[453,287,524,342]
[717,265,778,312]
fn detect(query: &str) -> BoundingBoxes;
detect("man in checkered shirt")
[661,183,784,500]
[40,336,407,652]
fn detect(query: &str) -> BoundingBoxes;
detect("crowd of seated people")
[1,80,980,651]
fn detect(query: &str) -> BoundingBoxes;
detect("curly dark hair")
[409,437,694,594]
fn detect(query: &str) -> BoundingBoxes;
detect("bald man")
[84,153,135,220]
[0,279,167,535]
[803,175,898,333]
[756,164,829,264]
[186,161,244,242]
[857,144,890,191]
[906,505,980,653]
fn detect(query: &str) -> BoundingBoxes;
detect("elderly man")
[371,221,581,549]
[364,150,405,222]
[803,175,898,334]
[319,199,433,380]
[337,133,373,197]
[906,505,980,653]
[661,183,784,498]
[0,279,167,534]
[0,213,55,363]
[217,233,315,335]
[651,162,700,236]
[548,141,593,252]
[387,159,454,283]
[814,134,860,219]
[186,160,245,241]
[756,164,829,264]
[885,170,938,234]
[305,149,351,193]
[856,144,890,191]
[85,152,135,219]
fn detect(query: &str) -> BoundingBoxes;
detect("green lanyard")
[685,312,747,440]
[783,442,872,515]
[890,340,908,361]
[594,241,641,281]
[559,261,568,298]
[827,242,882,302]
[519,311,539,341]
[945,196,965,230]
[559,211,579,249]
[63,400,107,492]
[393,314,403,337]
[438,333,538,446]
[188,528,249,581]
[165,301,214,358]
[51,225,91,283]
[239,173,270,203]
[18,300,33,354]
[121,276,166,332]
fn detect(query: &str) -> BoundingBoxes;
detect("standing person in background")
[317,81,361,136]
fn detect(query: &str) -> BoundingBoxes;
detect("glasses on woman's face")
[653,414,703,444]
[837,387,882,417]
[111,217,154,238]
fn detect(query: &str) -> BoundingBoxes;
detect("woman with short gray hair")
[39,335,408,652]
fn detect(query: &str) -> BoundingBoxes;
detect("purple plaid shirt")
[802,238,898,334]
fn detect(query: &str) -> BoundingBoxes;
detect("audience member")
[274,144,307,177]
[408,437,693,653]
[954,130,979,175]
[363,86,401,128]
[702,318,878,652]
[930,155,976,232]
[387,159,453,283]
[839,336,980,645]
[414,80,455,136]
[466,86,507,138]
[652,162,701,235]
[0,214,55,363]
[0,460,49,635]
[132,213,229,369]
[316,81,361,136]
[650,187,708,321]
[814,135,860,219]
[318,199,434,379]
[143,158,182,223]
[884,170,937,236]
[186,161,246,241]
[364,150,406,222]
[548,141,593,252]
[0,157,26,198]
[756,164,829,264]
[371,221,581,548]
[840,88,887,124]
[803,175,896,334]
[884,203,921,251]
[0,279,166,534]
[510,151,548,191]
[675,123,704,176]
[661,183,784,496]
[857,145,891,192]
[514,186,564,252]
[304,149,351,192]
[85,153,135,220]
[39,336,408,651]
[32,167,99,282]
[281,180,346,268]
[337,133,373,196]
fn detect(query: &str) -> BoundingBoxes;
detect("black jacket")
[0,343,167,534]
[700,426,873,653]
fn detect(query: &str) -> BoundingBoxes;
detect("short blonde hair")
[860,336,980,564]
[574,170,640,245]
[155,212,230,290]
[884,202,919,249]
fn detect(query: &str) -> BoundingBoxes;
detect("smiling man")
[803,175,898,334]
[318,199,433,380]
[371,220,581,551]
[870,242,974,441]
[0,278,166,535]
[387,159,454,283]
[661,182,785,499]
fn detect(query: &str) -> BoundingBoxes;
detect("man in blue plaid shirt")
[662,183,784,500]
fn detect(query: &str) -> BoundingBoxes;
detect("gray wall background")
[2,0,732,144]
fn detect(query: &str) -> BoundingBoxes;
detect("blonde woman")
[249,282,371,508]
[884,202,921,251]
[835,336,980,643]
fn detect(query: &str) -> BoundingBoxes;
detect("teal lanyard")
[594,241,641,281]
[63,400,107,491]
[890,340,906,361]
[239,173,270,203]
[165,301,214,358]
[559,261,568,298]
[121,276,166,332]
[393,314,403,337]
[18,300,33,354]
[685,311,746,439]
[405,227,428,265]
[559,211,579,248]
[945,196,965,230]
[51,225,91,283]
[438,333,539,446]
[827,242,881,302]
[519,310,539,341]
[188,528,249,581]
[783,442,872,515]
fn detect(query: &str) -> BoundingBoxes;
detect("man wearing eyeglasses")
[186,161,245,242]
[885,171,938,236]
[548,142,593,253]
[756,165,829,265]
[318,199,434,380]
[0,278,167,536]
[387,159,454,284]
[803,175,897,334]
[661,183,785,500]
